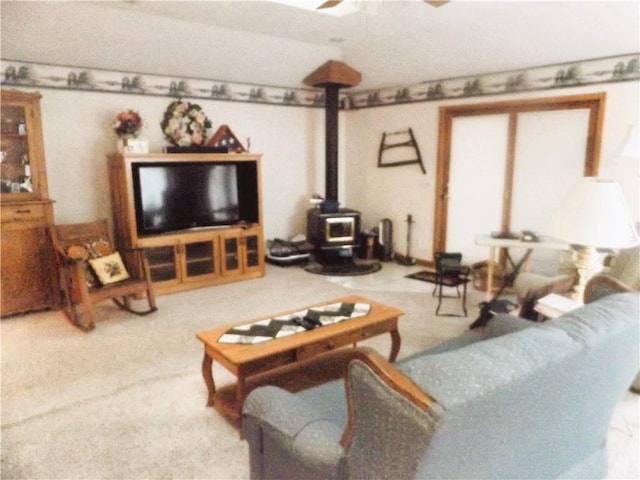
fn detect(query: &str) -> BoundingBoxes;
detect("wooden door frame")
[433,92,605,259]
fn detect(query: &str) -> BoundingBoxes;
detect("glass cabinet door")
[245,234,260,268]
[1,104,33,196]
[223,237,240,273]
[146,246,178,283]
[184,240,216,279]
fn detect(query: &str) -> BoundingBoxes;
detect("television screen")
[132,161,258,235]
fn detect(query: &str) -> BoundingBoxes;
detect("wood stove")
[303,61,362,264]
[307,207,360,263]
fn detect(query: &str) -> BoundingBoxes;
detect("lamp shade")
[546,177,639,249]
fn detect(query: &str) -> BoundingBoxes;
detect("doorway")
[433,93,604,263]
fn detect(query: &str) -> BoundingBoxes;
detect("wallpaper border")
[1,53,638,110]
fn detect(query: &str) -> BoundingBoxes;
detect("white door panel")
[446,114,509,263]
[511,109,590,233]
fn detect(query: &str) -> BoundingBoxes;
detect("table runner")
[218,302,371,344]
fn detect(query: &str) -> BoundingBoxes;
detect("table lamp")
[546,177,639,300]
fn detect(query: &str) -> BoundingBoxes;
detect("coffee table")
[196,295,403,419]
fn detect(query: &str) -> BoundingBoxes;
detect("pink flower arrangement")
[113,109,143,138]
[160,100,212,147]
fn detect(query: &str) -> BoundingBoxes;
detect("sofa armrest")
[341,353,440,479]
[244,385,336,437]
[242,347,435,479]
[340,347,434,447]
[243,385,346,480]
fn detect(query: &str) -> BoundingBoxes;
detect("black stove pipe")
[324,84,339,204]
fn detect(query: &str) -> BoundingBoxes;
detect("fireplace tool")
[396,214,417,265]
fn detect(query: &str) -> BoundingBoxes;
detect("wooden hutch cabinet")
[108,153,265,296]
[1,90,58,316]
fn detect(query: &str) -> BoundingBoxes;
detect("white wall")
[345,81,640,261]
[3,0,638,263]
[31,88,326,241]
[12,79,638,261]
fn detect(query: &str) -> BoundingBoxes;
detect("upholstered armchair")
[583,245,640,393]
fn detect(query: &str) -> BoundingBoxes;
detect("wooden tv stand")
[108,153,265,295]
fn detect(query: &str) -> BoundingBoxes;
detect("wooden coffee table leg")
[201,350,216,407]
[389,328,401,362]
[236,376,247,415]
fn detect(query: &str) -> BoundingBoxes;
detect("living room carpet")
[1,264,636,479]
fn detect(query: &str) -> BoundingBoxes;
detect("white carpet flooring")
[1,263,638,479]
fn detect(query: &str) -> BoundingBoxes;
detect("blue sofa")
[243,292,639,479]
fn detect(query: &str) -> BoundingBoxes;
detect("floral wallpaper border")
[1,53,638,110]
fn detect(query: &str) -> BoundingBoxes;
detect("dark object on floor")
[304,259,382,276]
[266,237,313,266]
[469,247,537,329]
[432,252,471,317]
[472,280,522,329]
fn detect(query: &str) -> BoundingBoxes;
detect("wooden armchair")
[50,219,157,331]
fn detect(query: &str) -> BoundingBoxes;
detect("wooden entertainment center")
[108,153,265,295]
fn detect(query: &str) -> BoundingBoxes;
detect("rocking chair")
[50,219,157,331]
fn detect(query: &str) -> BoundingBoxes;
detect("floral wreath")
[113,109,143,138]
[161,99,212,147]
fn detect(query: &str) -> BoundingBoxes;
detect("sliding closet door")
[446,114,509,263]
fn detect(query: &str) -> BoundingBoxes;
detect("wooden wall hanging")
[378,128,426,174]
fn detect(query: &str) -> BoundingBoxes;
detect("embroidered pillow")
[63,238,114,288]
[88,252,130,285]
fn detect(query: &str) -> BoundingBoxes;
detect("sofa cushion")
[296,379,348,428]
[398,326,576,408]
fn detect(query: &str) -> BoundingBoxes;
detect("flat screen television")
[131,160,259,236]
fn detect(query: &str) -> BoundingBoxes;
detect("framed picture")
[89,252,130,285]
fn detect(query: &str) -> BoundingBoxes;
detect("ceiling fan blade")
[424,0,449,6]
[317,0,343,9]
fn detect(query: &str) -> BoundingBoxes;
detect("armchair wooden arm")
[49,227,83,265]
[584,274,635,304]
[339,347,434,447]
